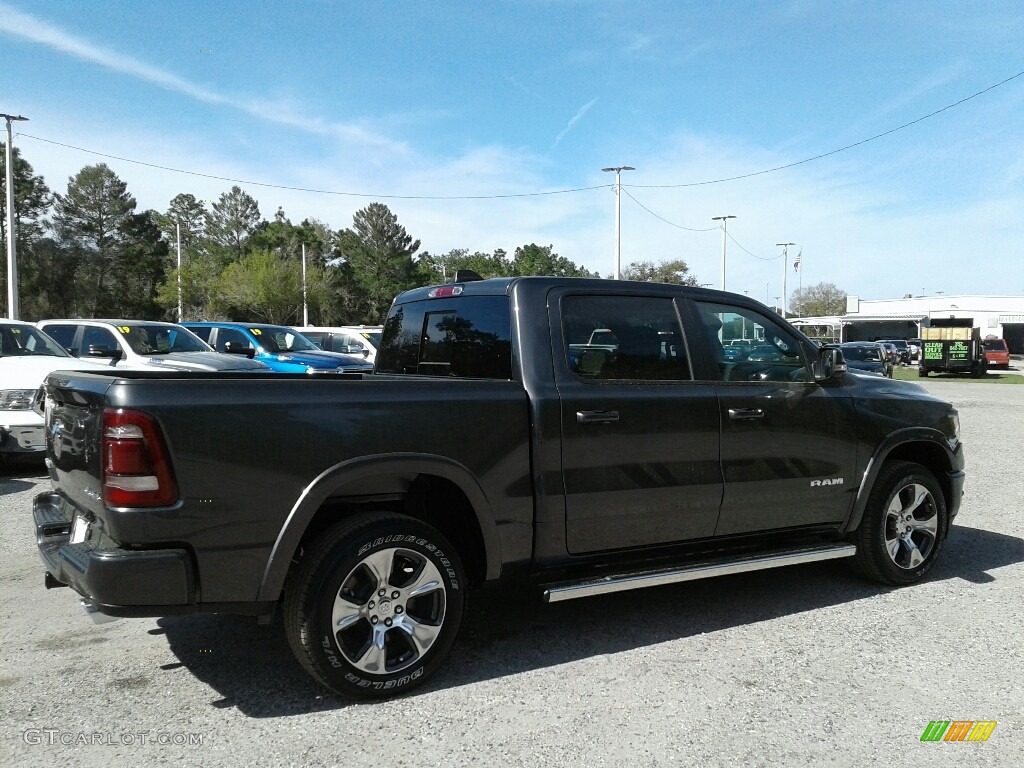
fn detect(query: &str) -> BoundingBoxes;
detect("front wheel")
[284,513,466,699]
[850,461,948,585]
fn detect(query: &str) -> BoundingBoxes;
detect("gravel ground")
[2,380,1022,767]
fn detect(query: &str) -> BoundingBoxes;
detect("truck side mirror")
[814,347,847,381]
[223,340,256,359]
[87,344,123,361]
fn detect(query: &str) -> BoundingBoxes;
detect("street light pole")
[776,242,795,318]
[301,242,309,326]
[601,166,635,279]
[2,113,29,319]
[176,217,183,321]
[711,215,736,291]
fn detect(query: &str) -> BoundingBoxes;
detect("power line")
[726,230,780,261]
[621,188,780,261]
[14,67,1023,200]
[631,68,1024,189]
[17,133,610,200]
[620,188,719,231]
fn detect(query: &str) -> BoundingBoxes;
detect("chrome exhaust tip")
[80,598,120,625]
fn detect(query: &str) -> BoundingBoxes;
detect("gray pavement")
[2,380,1022,767]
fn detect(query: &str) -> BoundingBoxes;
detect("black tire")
[850,460,947,585]
[918,368,928,378]
[284,513,466,699]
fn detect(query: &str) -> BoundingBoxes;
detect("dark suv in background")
[879,339,911,364]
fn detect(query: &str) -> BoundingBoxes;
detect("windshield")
[842,346,881,362]
[360,331,382,348]
[0,324,72,358]
[250,326,321,353]
[118,324,212,355]
[983,339,1007,351]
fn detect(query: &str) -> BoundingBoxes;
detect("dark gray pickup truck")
[34,276,965,698]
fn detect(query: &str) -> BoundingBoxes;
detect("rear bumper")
[34,490,194,616]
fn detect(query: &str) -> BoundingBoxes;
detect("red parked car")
[983,338,1010,369]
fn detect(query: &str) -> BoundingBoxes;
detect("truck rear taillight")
[102,408,178,507]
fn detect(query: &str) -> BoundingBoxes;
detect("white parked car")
[295,325,383,364]
[37,319,270,373]
[0,319,109,460]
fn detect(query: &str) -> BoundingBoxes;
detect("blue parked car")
[182,322,374,374]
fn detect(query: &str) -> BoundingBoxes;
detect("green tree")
[153,193,212,321]
[789,282,847,317]
[204,185,261,264]
[622,258,700,286]
[22,237,82,318]
[53,164,137,316]
[510,243,596,277]
[335,203,421,323]
[110,211,169,318]
[216,249,304,324]
[417,248,513,284]
[155,193,206,250]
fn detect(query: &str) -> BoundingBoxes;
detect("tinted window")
[377,296,512,379]
[82,326,119,355]
[189,326,213,342]
[43,324,77,351]
[302,331,328,348]
[694,301,808,382]
[561,295,691,381]
[214,327,254,352]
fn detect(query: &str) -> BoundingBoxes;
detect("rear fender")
[257,453,501,601]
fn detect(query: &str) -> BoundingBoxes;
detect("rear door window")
[377,296,512,379]
[561,295,691,381]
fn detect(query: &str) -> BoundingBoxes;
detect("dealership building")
[790,294,1024,354]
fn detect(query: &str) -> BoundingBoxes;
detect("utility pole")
[301,242,309,326]
[2,113,29,319]
[776,242,795,318]
[176,217,183,321]
[601,166,635,279]
[712,215,736,291]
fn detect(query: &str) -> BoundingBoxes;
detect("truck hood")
[266,349,373,371]
[136,352,270,372]
[1,355,110,389]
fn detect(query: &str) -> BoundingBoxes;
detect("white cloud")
[552,98,598,148]
[0,3,404,152]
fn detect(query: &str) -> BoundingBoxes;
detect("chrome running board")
[542,543,856,603]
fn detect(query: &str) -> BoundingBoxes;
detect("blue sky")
[2,0,1023,304]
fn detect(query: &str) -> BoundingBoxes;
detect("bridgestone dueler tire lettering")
[850,460,948,586]
[284,513,466,699]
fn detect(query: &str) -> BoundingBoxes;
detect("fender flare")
[841,427,959,535]
[257,453,502,601]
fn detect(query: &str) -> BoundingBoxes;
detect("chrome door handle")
[577,410,620,424]
[728,408,765,421]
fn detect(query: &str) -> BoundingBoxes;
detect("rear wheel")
[284,513,466,699]
[850,461,947,585]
